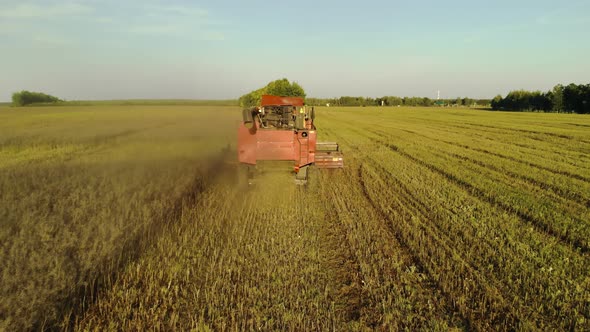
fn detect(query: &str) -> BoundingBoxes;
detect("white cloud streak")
[0,3,94,19]
[128,23,225,40]
[144,5,209,18]
[126,3,225,40]
[129,24,182,35]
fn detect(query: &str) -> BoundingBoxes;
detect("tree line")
[306,96,491,107]
[237,79,491,108]
[12,90,62,106]
[491,83,590,114]
[239,79,305,108]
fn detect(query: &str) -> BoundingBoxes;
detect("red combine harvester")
[238,95,343,184]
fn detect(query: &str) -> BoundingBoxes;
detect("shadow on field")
[63,149,238,330]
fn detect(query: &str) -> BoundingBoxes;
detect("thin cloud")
[463,35,481,44]
[0,3,94,19]
[144,4,209,18]
[33,34,70,45]
[92,17,114,24]
[128,24,224,41]
[533,2,590,26]
[129,24,182,35]
[127,3,225,40]
[536,13,590,26]
[199,31,225,41]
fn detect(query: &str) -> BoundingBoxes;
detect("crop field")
[1,104,589,331]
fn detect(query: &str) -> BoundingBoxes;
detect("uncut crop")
[1,104,589,331]
[0,105,236,330]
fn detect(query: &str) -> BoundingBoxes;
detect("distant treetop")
[491,83,590,114]
[12,91,62,107]
[239,79,306,108]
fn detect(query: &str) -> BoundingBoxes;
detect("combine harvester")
[238,95,343,184]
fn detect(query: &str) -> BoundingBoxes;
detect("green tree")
[530,91,550,111]
[551,84,564,113]
[239,79,306,108]
[422,97,433,106]
[581,84,590,114]
[385,96,402,106]
[12,90,62,106]
[462,97,474,106]
[491,95,503,110]
[563,83,580,113]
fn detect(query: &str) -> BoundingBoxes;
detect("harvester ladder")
[299,137,308,165]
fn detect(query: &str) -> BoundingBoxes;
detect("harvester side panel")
[238,124,257,165]
[295,130,316,167]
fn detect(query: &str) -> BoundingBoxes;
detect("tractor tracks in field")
[354,166,470,330]
[321,118,585,328]
[332,126,582,329]
[319,171,371,327]
[364,128,590,251]
[413,119,581,145]
[325,113,589,330]
[443,150,590,209]
[334,123,588,328]
[459,122,576,140]
[399,134,590,210]
[379,140,589,254]
[320,198,364,324]
[319,166,465,330]
[371,127,590,183]
[317,128,468,329]
[383,123,590,171]
[355,162,573,331]
[362,157,590,325]
[330,121,589,252]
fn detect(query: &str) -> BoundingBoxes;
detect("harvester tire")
[238,164,253,187]
[295,165,309,185]
[242,108,253,123]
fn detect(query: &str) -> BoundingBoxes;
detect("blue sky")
[0,0,589,101]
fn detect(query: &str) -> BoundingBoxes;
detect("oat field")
[1,105,589,331]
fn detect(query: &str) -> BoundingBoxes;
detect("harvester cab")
[238,95,343,184]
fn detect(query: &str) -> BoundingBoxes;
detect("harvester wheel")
[295,165,309,185]
[238,164,254,186]
[242,108,253,123]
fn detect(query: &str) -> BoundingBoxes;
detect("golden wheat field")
[1,104,589,331]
